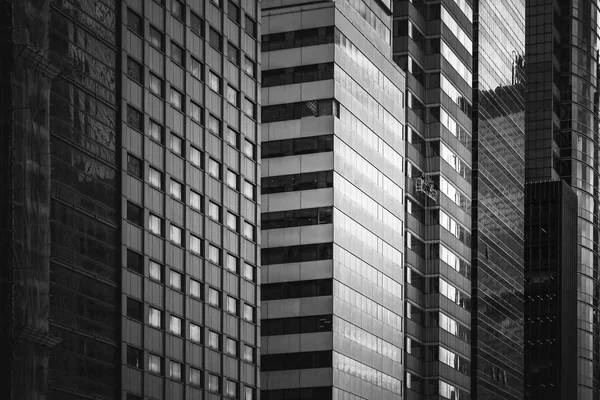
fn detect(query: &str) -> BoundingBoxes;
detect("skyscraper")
[1,1,261,399]
[393,1,474,398]
[394,0,526,398]
[259,0,406,398]
[524,180,577,400]
[525,0,600,398]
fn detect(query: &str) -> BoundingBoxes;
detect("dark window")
[172,0,184,19]
[262,26,335,52]
[127,105,143,131]
[227,42,240,65]
[262,279,333,301]
[262,99,339,123]
[261,170,334,194]
[261,243,333,265]
[149,26,164,49]
[127,202,143,226]
[127,9,143,35]
[126,346,143,369]
[191,57,204,81]
[262,207,333,229]
[127,57,143,83]
[262,315,333,336]
[262,387,332,400]
[262,134,333,159]
[171,42,184,65]
[228,1,240,22]
[262,62,335,87]
[261,351,332,371]
[209,28,222,50]
[127,297,143,321]
[245,15,256,37]
[191,13,204,36]
[127,153,142,178]
[126,249,143,274]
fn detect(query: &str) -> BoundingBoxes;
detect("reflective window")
[149,73,163,97]
[261,171,333,194]
[170,179,182,200]
[208,114,221,136]
[190,279,201,298]
[262,135,333,159]
[208,201,221,221]
[190,234,202,255]
[208,287,220,307]
[148,119,163,142]
[191,57,204,81]
[228,1,240,22]
[127,105,142,130]
[169,361,182,381]
[148,354,162,374]
[243,304,254,322]
[245,14,256,37]
[262,279,332,301]
[148,167,163,189]
[226,169,238,189]
[190,13,204,37]
[261,243,333,265]
[226,338,237,356]
[262,315,332,336]
[262,207,332,230]
[127,153,142,178]
[149,260,162,282]
[243,222,254,240]
[171,42,184,65]
[208,243,220,264]
[242,97,255,118]
[170,315,182,336]
[226,85,239,106]
[262,99,340,122]
[127,57,142,83]
[190,146,202,167]
[226,381,237,398]
[242,181,254,200]
[149,307,162,328]
[190,368,201,386]
[226,212,238,231]
[227,42,240,65]
[243,345,254,362]
[170,134,183,156]
[149,26,164,50]
[190,323,202,343]
[243,262,254,281]
[170,88,183,109]
[209,71,221,93]
[226,296,237,314]
[170,225,182,245]
[262,351,331,371]
[190,191,202,211]
[208,374,220,393]
[262,26,334,52]
[262,62,334,87]
[207,158,221,179]
[148,214,162,236]
[127,298,143,321]
[190,102,203,123]
[170,270,182,291]
[243,57,255,77]
[208,331,220,349]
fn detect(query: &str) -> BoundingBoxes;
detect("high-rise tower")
[260,0,406,398]
[0,1,261,399]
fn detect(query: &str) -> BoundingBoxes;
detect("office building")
[0,0,260,399]
[393,1,474,398]
[260,0,406,398]
[394,0,526,399]
[524,181,577,400]
[525,0,600,397]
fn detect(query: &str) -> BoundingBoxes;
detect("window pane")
[226,296,237,314]
[149,167,162,189]
[127,57,143,82]
[226,338,237,356]
[208,331,219,349]
[226,381,237,397]
[149,26,164,49]
[190,235,202,255]
[149,215,162,235]
[170,316,182,335]
[209,28,222,50]
[170,225,182,245]
[226,254,237,272]
[243,57,255,77]
[148,120,163,142]
[226,170,238,189]
[170,270,182,290]
[149,260,162,281]
[170,180,182,200]
[127,9,143,35]
[226,212,238,231]
[208,244,220,265]
[226,85,238,105]
[171,42,184,65]
[149,308,162,328]
[127,154,142,178]
[190,368,201,386]
[170,89,183,109]
[209,71,221,93]
[169,361,182,381]
[170,134,182,155]
[208,159,220,178]
[243,304,254,322]
[149,74,163,97]
[190,191,202,211]
[208,201,220,221]
[190,146,202,167]
[149,354,162,374]
[190,279,201,298]
[208,288,219,306]
[190,324,201,342]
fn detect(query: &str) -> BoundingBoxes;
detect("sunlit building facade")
[260,0,406,398]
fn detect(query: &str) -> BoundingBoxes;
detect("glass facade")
[3,0,260,399]
[525,1,600,398]
[261,0,405,399]
[472,0,525,398]
[393,0,473,398]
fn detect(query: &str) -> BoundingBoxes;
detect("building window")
[127,249,143,274]
[207,114,221,136]
[226,253,238,273]
[262,134,333,159]
[170,270,182,291]
[208,374,220,393]
[243,222,254,241]
[190,234,202,255]
[209,28,222,50]
[149,73,163,97]
[190,279,201,298]
[190,191,202,211]
[227,1,240,23]
[148,119,163,142]
[127,202,143,226]
[171,42,184,65]
[169,361,182,381]
[127,9,143,35]
[208,71,221,93]
[148,167,163,190]
[127,153,142,178]
[172,0,183,19]
[243,57,255,78]
[244,388,254,400]
[227,42,240,65]
[243,262,254,282]
[242,180,254,200]
[127,57,143,83]
[190,102,203,123]
[207,158,221,179]
[226,85,239,106]
[243,304,254,322]
[126,346,143,369]
[190,13,204,37]
[170,225,182,246]
[226,212,238,231]
[226,381,237,398]
[208,331,220,349]
[242,140,254,158]
[190,146,202,167]
[190,323,202,343]
[208,287,220,307]
[170,134,183,156]
[127,105,142,130]
[149,26,164,49]
[170,88,183,109]
[208,244,220,265]
[243,345,254,362]
[170,315,182,336]
[226,170,238,189]
[226,338,237,356]
[226,296,237,315]
[149,260,162,282]
[191,57,204,81]
[208,201,221,221]
[261,243,334,265]
[225,126,238,147]
[242,97,256,118]
[149,307,163,328]
[245,15,256,37]
[127,297,143,321]
[190,368,202,386]
[261,171,334,194]
[170,179,182,200]
[148,214,162,236]
[148,354,162,374]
